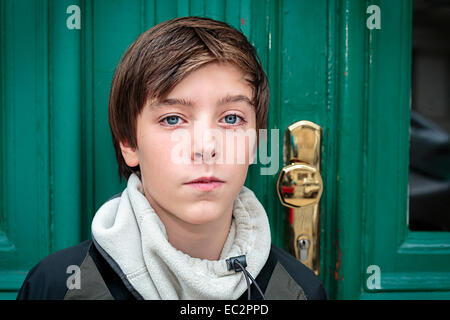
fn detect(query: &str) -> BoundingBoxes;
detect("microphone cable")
[226,255,266,300]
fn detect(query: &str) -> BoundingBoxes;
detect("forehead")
[153,62,253,106]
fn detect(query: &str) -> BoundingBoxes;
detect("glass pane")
[409,0,450,231]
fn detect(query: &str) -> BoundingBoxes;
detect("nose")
[191,120,219,164]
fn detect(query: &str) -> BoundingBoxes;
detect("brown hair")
[108,16,269,180]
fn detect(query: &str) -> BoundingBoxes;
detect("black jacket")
[17,239,327,300]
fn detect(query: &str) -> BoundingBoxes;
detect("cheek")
[137,131,181,181]
[222,129,257,165]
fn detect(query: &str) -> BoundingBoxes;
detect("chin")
[180,201,229,225]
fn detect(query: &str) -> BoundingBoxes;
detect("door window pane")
[409,0,450,231]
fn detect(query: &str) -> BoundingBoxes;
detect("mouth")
[184,176,225,191]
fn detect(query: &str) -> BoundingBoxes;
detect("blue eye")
[222,114,246,126]
[164,115,180,125]
[224,114,238,124]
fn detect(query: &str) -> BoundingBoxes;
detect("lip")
[184,176,224,191]
[186,176,224,183]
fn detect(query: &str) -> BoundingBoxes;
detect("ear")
[119,140,139,167]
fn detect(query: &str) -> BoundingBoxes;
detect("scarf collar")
[91,174,271,299]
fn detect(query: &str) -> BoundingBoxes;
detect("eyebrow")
[149,94,253,109]
[217,94,253,107]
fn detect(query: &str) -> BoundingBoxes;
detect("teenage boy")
[17,16,327,300]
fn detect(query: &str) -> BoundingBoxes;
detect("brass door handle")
[276,121,323,275]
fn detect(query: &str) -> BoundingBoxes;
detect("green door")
[1,0,449,299]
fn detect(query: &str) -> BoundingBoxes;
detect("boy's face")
[120,62,257,226]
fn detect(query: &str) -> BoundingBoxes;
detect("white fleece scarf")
[91,174,271,300]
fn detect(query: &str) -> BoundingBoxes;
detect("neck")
[167,216,232,260]
[147,198,233,261]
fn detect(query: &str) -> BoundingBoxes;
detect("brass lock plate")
[277,121,322,275]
